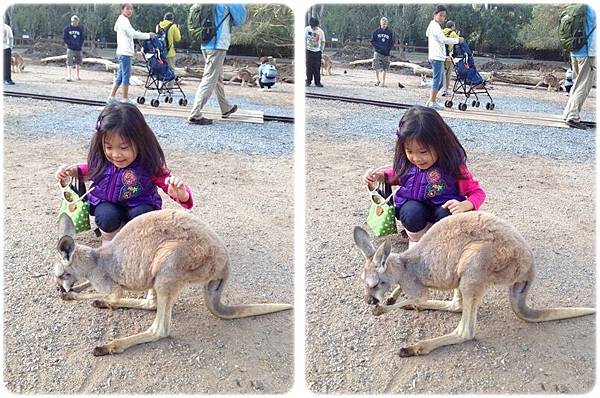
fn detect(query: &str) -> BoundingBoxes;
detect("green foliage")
[518,5,562,51]
[5,3,293,56]
[232,4,294,56]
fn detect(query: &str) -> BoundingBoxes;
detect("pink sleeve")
[76,163,89,177]
[152,171,194,210]
[457,164,486,210]
[384,168,400,185]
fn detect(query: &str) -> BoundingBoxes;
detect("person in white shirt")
[4,19,15,85]
[305,17,325,87]
[425,5,463,110]
[107,4,155,104]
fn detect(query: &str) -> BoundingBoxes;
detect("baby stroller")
[137,33,188,107]
[444,40,495,111]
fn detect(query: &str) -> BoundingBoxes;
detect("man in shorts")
[370,17,393,87]
[63,15,84,81]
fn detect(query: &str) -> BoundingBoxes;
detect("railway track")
[3,91,295,124]
[305,92,596,129]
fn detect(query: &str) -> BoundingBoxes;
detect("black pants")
[4,48,12,82]
[91,201,155,232]
[259,81,275,88]
[395,200,451,232]
[306,50,321,85]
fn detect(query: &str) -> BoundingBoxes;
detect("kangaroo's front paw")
[61,291,76,301]
[372,305,386,316]
[92,300,111,309]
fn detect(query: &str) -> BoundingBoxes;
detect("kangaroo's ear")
[353,226,375,258]
[58,213,75,239]
[57,235,75,265]
[373,240,392,274]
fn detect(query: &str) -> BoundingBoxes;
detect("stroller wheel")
[472,100,477,107]
[151,99,160,107]
[486,102,491,110]
[490,103,495,110]
[168,97,173,104]
[475,101,480,107]
[164,96,170,103]
[447,100,453,108]
[137,96,145,105]
[182,99,188,106]
[459,103,467,111]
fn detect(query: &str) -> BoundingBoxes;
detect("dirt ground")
[305,66,595,393]
[3,58,294,393]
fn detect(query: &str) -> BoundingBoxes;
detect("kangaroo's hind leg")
[92,285,182,356]
[398,288,482,357]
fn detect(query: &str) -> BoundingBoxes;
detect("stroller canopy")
[452,40,484,86]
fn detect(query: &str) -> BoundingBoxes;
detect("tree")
[518,4,562,51]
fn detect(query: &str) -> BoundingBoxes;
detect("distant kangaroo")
[354,211,594,357]
[54,209,292,356]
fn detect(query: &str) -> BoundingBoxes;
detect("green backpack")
[558,5,595,52]
[188,4,229,47]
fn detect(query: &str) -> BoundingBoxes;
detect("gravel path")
[7,97,293,157]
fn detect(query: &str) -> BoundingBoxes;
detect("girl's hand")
[363,168,385,188]
[55,164,77,184]
[166,176,190,203]
[442,199,474,214]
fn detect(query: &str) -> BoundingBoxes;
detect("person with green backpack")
[559,4,596,130]
[187,4,247,125]
[156,12,181,89]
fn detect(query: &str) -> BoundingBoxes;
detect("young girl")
[108,3,155,103]
[364,105,485,247]
[55,102,193,243]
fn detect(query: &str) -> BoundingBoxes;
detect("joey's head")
[54,235,78,292]
[353,226,396,305]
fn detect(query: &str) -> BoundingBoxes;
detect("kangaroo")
[227,67,256,87]
[54,209,292,356]
[354,211,594,357]
[321,54,333,76]
[534,72,560,92]
[11,52,25,73]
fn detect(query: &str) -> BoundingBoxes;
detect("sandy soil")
[3,59,294,394]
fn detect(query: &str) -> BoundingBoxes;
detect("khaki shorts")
[66,49,82,66]
[372,52,390,71]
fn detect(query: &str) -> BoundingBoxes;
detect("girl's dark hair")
[120,4,132,10]
[393,105,466,179]
[433,4,448,16]
[87,103,167,180]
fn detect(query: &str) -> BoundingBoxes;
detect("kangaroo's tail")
[203,279,292,320]
[509,280,595,322]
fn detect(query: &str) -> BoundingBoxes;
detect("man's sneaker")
[188,117,213,125]
[106,96,118,104]
[122,98,136,105]
[222,104,238,118]
[566,119,587,130]
[441,91,448,96]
